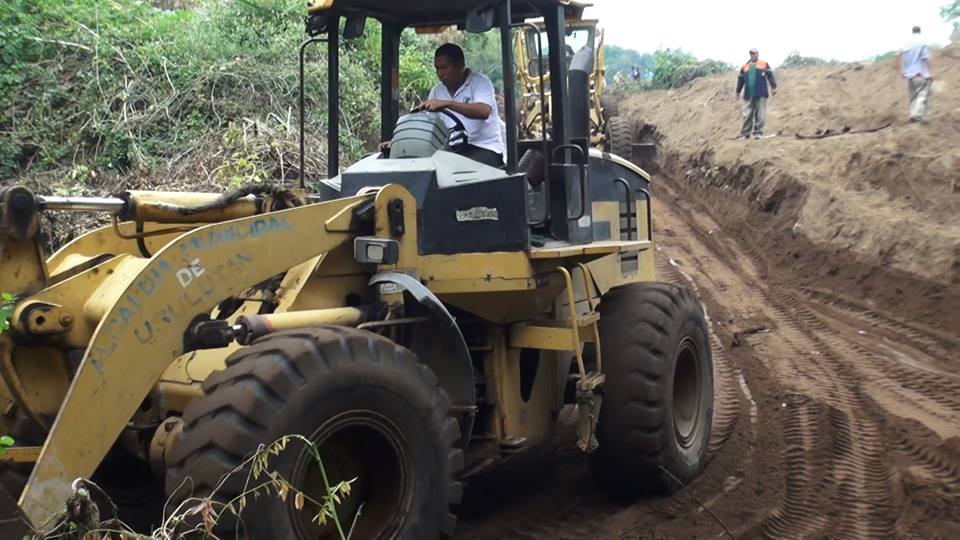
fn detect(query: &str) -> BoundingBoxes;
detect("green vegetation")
[0,435,13,456]
[944,0,960,40]
[944,0,960,22]
[610,48,732,93]
[0,293,13,334]
[1,0,722,191]
[0,0,386,187]
[650,49,732,89]
[0,0,514,195]
[780,51,833,68]
[871,51,898,63]
[605,44,654,83]
[37,435,354,539]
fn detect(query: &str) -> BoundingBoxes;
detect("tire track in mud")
[658,177,919,538]
[800,292,960,424]
[800,286,960,362]
[456,170,958,538]
[654,184,860,537]
[722,186,957,537]
[730,227,900,538]
[763,399,830,538]
[454,225,752,540]
[892,424,960,488]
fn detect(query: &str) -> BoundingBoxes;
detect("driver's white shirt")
[428,68,505,159]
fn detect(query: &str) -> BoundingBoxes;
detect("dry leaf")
[295,491,305,510]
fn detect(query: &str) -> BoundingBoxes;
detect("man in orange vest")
[736,48,778,139]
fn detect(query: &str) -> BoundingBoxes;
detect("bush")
[611,48,732,92]
[0,0,382,185]
[780,51,832,68]
[871,50,897,63]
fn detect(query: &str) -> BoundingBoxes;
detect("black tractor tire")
[166,327,463,539]
[600,93,619,120]
[605,116,633,158]
[591,283,714,496]
[518,149,546,187]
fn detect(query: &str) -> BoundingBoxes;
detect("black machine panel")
[419,175,529,255]
[338,155,529,255]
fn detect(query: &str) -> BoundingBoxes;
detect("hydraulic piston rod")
[36,196,126,213]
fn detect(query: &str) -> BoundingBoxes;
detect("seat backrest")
[389,112,450,159]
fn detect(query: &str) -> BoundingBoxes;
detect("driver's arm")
[422,99,491,120]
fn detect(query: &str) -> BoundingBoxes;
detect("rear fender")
[369,272,475,447]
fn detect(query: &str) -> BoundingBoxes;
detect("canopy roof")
[323,0,589,26]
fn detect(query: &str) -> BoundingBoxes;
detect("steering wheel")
[412,106,469,147]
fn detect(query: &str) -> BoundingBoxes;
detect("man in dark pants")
[421,43,505,167]
[736,48,778,139]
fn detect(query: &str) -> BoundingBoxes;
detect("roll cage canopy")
[301,0,592,180]
[312,0,588,27]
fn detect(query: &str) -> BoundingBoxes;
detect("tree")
[605,44,654,83]
[943,0,960,21]
[945,0,960,42]
[648,49,732,89]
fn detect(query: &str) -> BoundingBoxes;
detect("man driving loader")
[420,43,506,166]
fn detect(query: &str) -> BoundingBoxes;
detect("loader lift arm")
[18,193,372,527]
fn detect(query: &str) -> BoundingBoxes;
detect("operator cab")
[304,0,650,262]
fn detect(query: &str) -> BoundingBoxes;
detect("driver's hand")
[421,99,450,112]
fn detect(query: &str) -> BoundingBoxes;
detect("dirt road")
[453,173,960,539]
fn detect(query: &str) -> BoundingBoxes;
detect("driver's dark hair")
[435,43,465,65]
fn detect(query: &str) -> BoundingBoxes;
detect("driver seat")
[389,112,451,159]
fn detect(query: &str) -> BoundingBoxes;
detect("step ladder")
[509,263,605,452]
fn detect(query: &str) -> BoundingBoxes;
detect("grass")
[34,435,357,540]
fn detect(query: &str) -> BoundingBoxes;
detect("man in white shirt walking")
[421,43,505,167]
[897,26,935,123]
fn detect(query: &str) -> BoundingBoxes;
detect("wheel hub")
[673,338,702,448]
[289,411,410,539]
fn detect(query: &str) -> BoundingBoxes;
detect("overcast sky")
[583,0,955,67]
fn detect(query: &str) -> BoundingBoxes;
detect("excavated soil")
[453,175,960,539]
[622,44,959,288]
[453,46,959,539]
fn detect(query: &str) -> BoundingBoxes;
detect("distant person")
[897,26,934,122]
[420,43,505,167]
[631,66,641,80]
[735,48,778,139]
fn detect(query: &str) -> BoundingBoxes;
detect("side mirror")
[344,15,367,39]
[305,13,329,36]
[465,6,495,33]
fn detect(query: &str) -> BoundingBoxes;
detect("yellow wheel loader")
[514,16,632,156]
[0,1,713,537]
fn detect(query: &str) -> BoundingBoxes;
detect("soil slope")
[622,45,959,288]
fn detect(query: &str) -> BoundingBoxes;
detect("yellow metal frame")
[515,19,610,146]
[4,169,657,526]
[18,193,371,525]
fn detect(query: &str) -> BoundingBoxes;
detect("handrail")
[553,143,588,221]
[298,36,328,189]
[636,186,652,241]
[613,177,634,241]
[513,21,552,228]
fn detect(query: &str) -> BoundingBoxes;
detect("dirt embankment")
[623,44,959,332]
